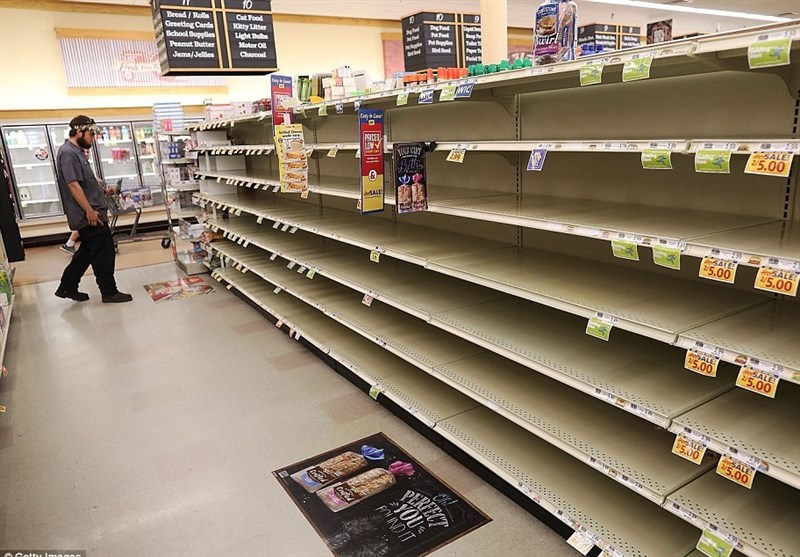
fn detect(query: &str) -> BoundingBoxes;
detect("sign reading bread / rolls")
[153,0,277,75]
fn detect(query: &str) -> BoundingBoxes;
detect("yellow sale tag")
[370,250,381,263]
[0,405,5,413]
[301,189,310,199]
[744,151,793,177]
[716,454,756,489]
[684,349,719,377]
[736,365,780,398]
[446,149,466,163]
[671,433,707,465]
[327,147,339,158]
[754,266,798,296]
[699,256,738,284]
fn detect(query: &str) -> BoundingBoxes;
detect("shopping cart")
[105,179,170,252]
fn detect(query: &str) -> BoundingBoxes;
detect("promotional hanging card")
[273,432,490,557]
[275,123,309,193]
[359,109,385,214]
[271,75,294,126]
[393,143,428,214]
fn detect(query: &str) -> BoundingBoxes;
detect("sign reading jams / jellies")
[153,0,277,75]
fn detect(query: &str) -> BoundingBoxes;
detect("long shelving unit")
[188,21,800,557]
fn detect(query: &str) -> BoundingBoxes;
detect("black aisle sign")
[459,14,482,67]
[153,0,277,75]
[274,432,490,557]
[403,12,458,72]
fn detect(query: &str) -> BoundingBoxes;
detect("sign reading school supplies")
[153,0,277,75]
[359,110,385,214]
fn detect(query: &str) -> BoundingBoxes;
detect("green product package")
[579,63,604,86]
[695,150,731,174]
[641,149,673,170]
[622,56,654,82]
[748,38,791,69]
[611,240,640,261]
[652,245,681,270]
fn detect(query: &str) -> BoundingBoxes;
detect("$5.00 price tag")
[744,151,794,177]
[447,145,467,163]
[699,256,738,284]
[684,349,720,377]
[754,266,798,296]
[716,454,756,489]
[671,433,708,465]
[736,364,780,398]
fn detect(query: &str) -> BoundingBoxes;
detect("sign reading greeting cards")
[273,432,490,557]
[152,0,277,75]
[393,143,428,214]
[359,110,385,214]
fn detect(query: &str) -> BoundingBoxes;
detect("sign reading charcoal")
[403,12,458,71]
[460,14,483,66]
[274,433,490,557]
[153,0,277,75]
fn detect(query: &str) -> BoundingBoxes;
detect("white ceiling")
[65,0,800,35]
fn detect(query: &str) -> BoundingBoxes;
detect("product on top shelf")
[534,0,578,65]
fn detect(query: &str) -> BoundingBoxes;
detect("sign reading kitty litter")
[143,276,214,302]
[273,432,490,557]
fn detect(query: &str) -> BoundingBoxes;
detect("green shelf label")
[641,149,673,170]
[748,38,791,69]
[369,385,382,400]
[653,245,681,270]
[586,317,613,342]
[695,149,731,174]
[622,56,654,82]
[397,91,409,106]
[579,63,604,86]
[318,105,328,117]
[696,529,735,557]
[439,85,457,102]
[611,240,640,261]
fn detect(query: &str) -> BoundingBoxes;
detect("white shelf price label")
[272,221,280,229]
[327,146,339,158]
[736,362,781,398]
[297,266,307,274]
[567,531,594,555]
[754,263,798,297]
[286,261,296,270]
[586,313,617,342]
[269,252,278,261]
[289,226,298,234]
[716,453,756,489]
[273,185,281,192]
[335,101,344,114]
[281,223,290,232]
[354,99,362,110]
[446,144,468,163]
[684,348,720,377]
[361,293,374,307]
[672,432,708,465]
[273,286,282,294]
[256,216,263,224]
[516,482,533,497]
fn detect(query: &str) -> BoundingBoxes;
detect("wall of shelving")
[188,23,799,557]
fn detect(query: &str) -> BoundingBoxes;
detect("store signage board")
[273,433,490,557]
[359,109,386,214]
[153,0,277,75]
[402,12,481,72]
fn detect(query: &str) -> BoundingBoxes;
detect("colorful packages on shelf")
[533,0,578,65]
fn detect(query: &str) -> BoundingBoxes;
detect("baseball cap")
[69,115,98,133]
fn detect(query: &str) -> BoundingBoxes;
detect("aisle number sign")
[641,149,673,170]
[695,150,731,173]
[748,38,791,69]
[684,348,720,377]
[359,109,386,214]
[671,432,708,465]
[754,265,799,296]
[699,256,738,284]
[745,151,794,177]
[736,364,781,398]
[622,55,654,82]
[716,454,756,489]
[579,63,604,86]
[697,529,735,557]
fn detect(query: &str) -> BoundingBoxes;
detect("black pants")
[59,224,118,296]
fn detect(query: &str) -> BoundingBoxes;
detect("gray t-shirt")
[57,140,108,230]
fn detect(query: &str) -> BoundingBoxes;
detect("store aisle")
[0,263,575,557]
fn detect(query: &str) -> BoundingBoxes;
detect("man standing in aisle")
[55,115,132,303]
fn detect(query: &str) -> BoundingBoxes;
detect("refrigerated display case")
[95,122,152,208]
[48,124,99,176]
[133,122,159,192]
[1,125,63,218]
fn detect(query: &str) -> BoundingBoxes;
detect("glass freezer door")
[95,122,141,191]
[48,124,99,177]
[133,122,159,187]
[2,125,63,218]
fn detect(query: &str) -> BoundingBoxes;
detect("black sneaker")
[102,292,133,303]
[55,289,89,302]
[60,244,76,255]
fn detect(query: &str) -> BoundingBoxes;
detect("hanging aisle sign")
[394,143,428,214]
[153,0,278,75]
[359,109,385,214]
[271,75,294,126]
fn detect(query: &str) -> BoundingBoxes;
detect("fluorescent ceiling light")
[583,0,793,22]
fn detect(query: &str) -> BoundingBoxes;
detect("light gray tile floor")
[0,263,576,557]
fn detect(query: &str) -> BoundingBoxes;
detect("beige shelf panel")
[188,111,271,131]
[0,296,14,369]
[666,471,800,557]
[671,387,800,489]
[432,297,736,426]
[439,406,701,557]
[677,301,800,384]
[686,221,800,267]
[427,246,768,344]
